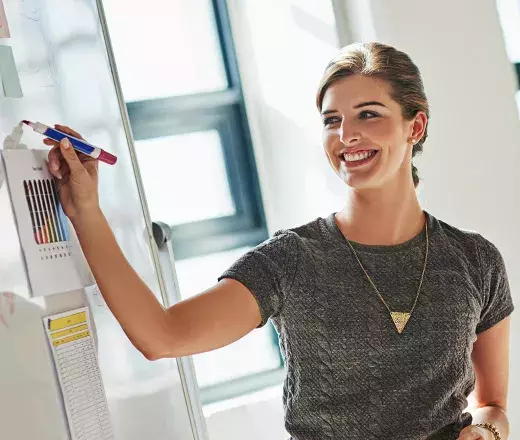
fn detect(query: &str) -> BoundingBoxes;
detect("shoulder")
[431,213,504,269]
[273,215,335,250]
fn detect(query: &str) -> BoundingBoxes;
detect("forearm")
[73,208,171,359]
[471,404,510,439]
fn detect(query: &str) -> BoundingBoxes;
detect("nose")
[339,123,361,145]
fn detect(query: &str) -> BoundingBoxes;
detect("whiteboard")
[0,0,200,439]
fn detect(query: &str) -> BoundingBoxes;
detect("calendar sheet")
[44,307,114,440]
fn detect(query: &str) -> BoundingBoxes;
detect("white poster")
[1,149,93,296]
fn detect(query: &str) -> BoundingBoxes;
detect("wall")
[227,0,344,233]
[204,0,520,439]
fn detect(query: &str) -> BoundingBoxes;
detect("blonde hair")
[316,42,430,187]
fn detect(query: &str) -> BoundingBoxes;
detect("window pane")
[175,247,282,387]
[104,0,228,101]
[496,0,520,62]
[135,131,236,225]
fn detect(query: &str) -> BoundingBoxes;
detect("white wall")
[204,1,520,439]
[227,0,344,233]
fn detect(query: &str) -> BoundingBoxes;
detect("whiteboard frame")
[95,1,209,439]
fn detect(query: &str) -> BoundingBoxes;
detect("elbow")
[138,336,177,361]
[125,310,182,361]
[138,340,174,361]
[120,328,168,361]
[137,327,181,361]
[141,347,164,361]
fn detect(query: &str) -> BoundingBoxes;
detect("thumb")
[59,138,85,174]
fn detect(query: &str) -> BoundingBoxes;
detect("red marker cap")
[98,150,117,165]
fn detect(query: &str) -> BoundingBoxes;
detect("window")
[103,0,283,404]
[496,0,520,108]
[174,248,285,404]
[104,0,267,260]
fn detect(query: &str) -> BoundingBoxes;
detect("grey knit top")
[219,211,514,439]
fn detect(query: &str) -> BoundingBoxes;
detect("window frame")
[200,368,286,405]
[126,0,268,261]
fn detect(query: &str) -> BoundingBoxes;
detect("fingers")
[47,145,63,179]
[58,159,71,180]
[59,138,86,176]
[44,135,95,164]
[457,426,487,440]
[44,125,99,181]
[54,124,84,140]
[45,137,94,163]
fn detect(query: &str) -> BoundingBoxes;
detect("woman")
[47,42,513,439]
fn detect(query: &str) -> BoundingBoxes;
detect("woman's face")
[321,75,425,190]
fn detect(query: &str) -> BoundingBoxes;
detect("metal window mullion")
[199,367,285,405]
[212,0,242,89]
[129,108,225,141]
[218,109,255,219]
[127,88,241,118]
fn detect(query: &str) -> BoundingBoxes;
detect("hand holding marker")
[40,124,103,223]
[22,121,117,165]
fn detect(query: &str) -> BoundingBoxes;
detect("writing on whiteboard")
[0,292,15,329]
[0,0,10,38]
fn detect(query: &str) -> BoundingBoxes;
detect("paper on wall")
[44,307,114,440]
[1,149,93,296]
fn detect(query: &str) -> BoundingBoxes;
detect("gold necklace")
[344,218,429,334]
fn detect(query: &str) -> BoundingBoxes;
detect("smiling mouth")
[341,150,379,167]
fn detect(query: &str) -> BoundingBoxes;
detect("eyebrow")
[321,101,387,115]
[354,101,387,109]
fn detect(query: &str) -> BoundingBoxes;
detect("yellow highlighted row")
[53,331,90,347]
[51,324,88,340]
[49,312,87,331]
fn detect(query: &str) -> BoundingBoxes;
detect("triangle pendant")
[390,312,411,334]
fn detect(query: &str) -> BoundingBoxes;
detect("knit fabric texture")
[219,211,514,439]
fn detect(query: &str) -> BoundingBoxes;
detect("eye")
[359,111,379,120]
[323,116,341,127]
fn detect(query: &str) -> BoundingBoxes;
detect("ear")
[409,111,428,142]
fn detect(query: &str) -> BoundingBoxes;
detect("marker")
[21,120,117,165]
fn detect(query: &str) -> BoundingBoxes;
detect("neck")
[336,175,425,245]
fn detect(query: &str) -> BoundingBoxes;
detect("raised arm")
[47,126,261,360]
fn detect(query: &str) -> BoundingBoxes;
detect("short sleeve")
[476,237,515,334]
[218,231,299,327]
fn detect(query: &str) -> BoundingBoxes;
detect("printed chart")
[1,149,92,296]
[23,178,70,245]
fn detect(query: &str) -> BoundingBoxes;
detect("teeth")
[344,150,376,162]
